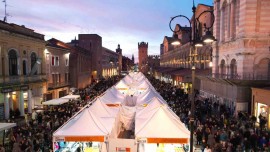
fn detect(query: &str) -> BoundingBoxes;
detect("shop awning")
[61,95,80,100]
[42,98,69,105]
[0,123,16,131]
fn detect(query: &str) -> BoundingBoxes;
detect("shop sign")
[1,87,13,93]
[54,137,65,142]
[116,147,131,152]
[20,85,29,91]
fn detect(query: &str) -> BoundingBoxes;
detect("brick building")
[138,42,148,73]
[68,38,92,89]
[199,0,270,115]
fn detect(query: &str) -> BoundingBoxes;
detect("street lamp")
[169,1,216,152]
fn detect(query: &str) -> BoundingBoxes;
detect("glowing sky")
[1,0,212,61]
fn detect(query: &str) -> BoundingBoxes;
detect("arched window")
[256,58,270,80]
[230,59,237,79]
[8,49,18,76]
[31,52,37,75]
[220,59,226,78]
[23,60,27,75]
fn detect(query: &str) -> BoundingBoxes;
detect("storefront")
[252,87,270,129]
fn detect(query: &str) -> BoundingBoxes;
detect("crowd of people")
[1,76,120,152]
[147,75,270,152]
[1,73,269,152]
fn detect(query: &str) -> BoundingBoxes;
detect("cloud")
[5,0,213,59]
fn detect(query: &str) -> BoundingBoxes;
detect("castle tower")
[116,44,122,75]
[138,42,148,73]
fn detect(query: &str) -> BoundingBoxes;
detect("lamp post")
[169,1,216,151]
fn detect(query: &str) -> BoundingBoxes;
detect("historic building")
[0,21,46,119]
[138,42,148,73]
[44,38,71,101]
[101,46,120,78]
[70,35,121,81]
[158,4,213,91]
[73,34,102,80]
[147,55,160,75]
[199,0,270,115]
[122,55,135,73]
[116,44,122,75]
[68,39,92,89]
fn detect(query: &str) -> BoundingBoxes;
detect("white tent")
[136,97,166,116]
[99,87,125,106]
[43,98,69,105]
[115,80,129,90]
[53,108,112,142]
[136,88,164,105]
[135,106,190,144]
[0,123,16,131]
[89,98,119,117]
[61,95,80,100]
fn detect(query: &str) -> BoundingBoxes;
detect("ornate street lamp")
[169,1,216,152]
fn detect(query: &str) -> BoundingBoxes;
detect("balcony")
[0,74,47,86]
[48,81,70,90]
[212,73,270,81]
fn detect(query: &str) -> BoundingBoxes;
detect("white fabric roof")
[90,98,119,117]
[115,80,129,89]
[0,123,16,131]
[42,98,69,105]
[99,87,125,105]
[61,95,80,99]
[136,88,164,105]
[135,106,190,139]
[136,97,165,116]
[54,108,111,137]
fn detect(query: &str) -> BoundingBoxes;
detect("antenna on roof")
[3,0,7,22]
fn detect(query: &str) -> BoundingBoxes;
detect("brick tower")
[116,44,122,75]
[138,42,148,73]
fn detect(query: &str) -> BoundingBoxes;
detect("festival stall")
[135,106,190,151]
[61,94,80,100]
[42,98,69,105]
[52,72,190,152]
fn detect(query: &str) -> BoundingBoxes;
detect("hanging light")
[194,39,203,47]
[171,33,181,46]
[202,30,216,43]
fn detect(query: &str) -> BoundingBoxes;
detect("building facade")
[101,47,120,78]
[199,0,270,114]
[44,38,70,101]
[147,55,160,75]
[75,34,102,80]
[138,42,148,73]
[122,56,135,73]
[0,21,46,119]
[158,4,213,90]
[68,40,92,89]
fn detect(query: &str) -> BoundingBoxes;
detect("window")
[51,56,59,66]
[52,56,54,66]
[65,73,69,82]
[23,60,27,75]
[56,57,59,66]
[31,52,37,75]
[65,59,69,66]
[8,49,18,76]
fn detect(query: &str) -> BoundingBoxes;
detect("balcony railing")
[48,81,70,89]
[0,74,47,85]
[212,73,270,80]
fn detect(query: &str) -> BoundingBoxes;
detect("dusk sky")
[1,0,212,61]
